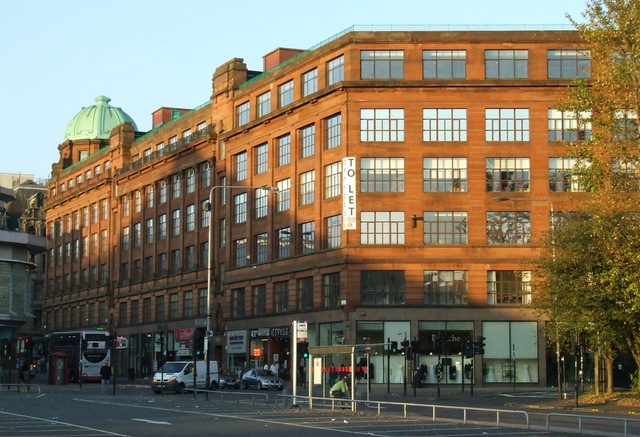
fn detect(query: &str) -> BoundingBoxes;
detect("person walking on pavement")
[100,361,112,395]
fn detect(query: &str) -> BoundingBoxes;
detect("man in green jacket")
[330,375,349,398]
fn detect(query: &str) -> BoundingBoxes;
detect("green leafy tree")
[532,0,640,393]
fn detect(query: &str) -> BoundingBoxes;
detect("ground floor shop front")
[108,307,552,386]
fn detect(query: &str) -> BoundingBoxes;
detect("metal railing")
[181,387,269,406]
[0,383,41,394]
[275,393,529,429]
[546,412,640,437]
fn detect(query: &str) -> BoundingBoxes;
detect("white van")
[152,360,219,394]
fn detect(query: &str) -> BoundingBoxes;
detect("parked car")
[218,369,240,389]
[241,368,284,390]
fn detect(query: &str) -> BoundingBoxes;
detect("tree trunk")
[594,353,600,395]
[606,357,615,394]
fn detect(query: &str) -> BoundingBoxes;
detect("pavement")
[7,372,640,417]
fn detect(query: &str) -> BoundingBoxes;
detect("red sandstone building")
[44,27,589,387]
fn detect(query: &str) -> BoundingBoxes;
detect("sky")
[0,0,589,182]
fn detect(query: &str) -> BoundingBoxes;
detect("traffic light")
[440,332,450,355]
[1,338,9,356]
[390,341,398,353]
[190,328,205,358]
[406,343,414,360]
[463,338,474,358]
[401,339,409,353]
[434,332,442,352]
[299,341,309,359]
[476,336,486,355]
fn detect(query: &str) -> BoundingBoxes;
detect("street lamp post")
[203,184,278,399]
[494,196,561,399]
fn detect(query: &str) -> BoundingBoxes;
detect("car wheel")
[210,381,218,390]
[176,383,185,394]
[257,381,262,390]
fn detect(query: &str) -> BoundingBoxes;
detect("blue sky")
[0,0,588,181]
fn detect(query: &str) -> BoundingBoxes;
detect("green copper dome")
[63,96,138,141]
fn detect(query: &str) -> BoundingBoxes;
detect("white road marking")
[132,418,172,425]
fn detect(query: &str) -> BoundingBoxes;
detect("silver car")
[241,368,284,390]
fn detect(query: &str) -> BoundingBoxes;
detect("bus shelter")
[303,344,375,410]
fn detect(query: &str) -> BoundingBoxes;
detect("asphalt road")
[0,381,638,436]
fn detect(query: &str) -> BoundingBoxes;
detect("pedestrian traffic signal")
[390,341,398,353]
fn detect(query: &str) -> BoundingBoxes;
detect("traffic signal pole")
[387,337,390,394]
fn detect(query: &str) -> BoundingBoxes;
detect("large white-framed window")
[299,221,315,255]
[486,211,531,245]
[360,109,404,142]
[257,91,271,117]
[234,151,247,182]
[360,157,404,192]
[487,271,531,305]
[549,157,587,192]
[234,192,248,224]
[172,209,181,236]
[186,168,196,193]
[422,211,468,245]
[186,204,195,232]
[277,227,291,259]
[360,211,405,244]
[254,189,268,219]
[361,50,404,79]
[325,113,341,149]
[423,109,467,141]
[324,161,342,199]
[423,50,466,79]
[254,143,268,174]
[548,109,591,141]
[548,49,590,79]
[277,134,291,166]
[236,101,250,127]
[485,50,528,79]
[299,170,315,206]
[300,124,315,158]
[302,68,318,97]
[485,157,531,192]
[278,80,294,108]
[327,55,344,85]
[485,109,530,141]
[276,178,290,212]
[423,157,467,192]
[424,270,468,305]
[325,215,342,249]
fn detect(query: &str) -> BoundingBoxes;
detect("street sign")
[195,318,207,326]
[296,321,308,341]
